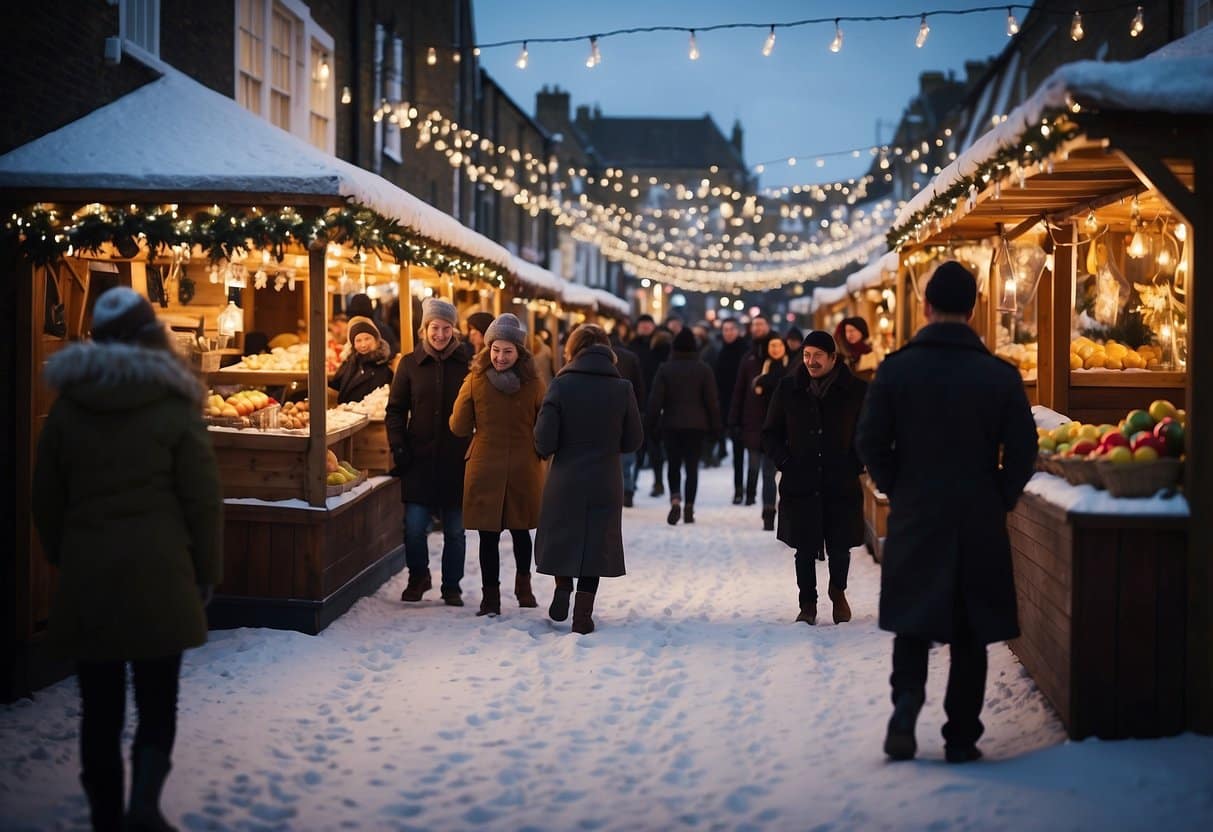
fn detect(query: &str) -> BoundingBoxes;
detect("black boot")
[126,746,176,832]
[571,591,596,634]
[623,491,634,508]
[732,488,743,505]
[477,585,501,616]
[667,502,681,525]
[81,769,124,832]
[441,588,464,607]
[400,570,432,602]
[683,505,695,524]
[762,507,776,531]
[650,481,665,498]
[945,744,984,764]
[514,573,538,608]
[549,581,572,622]
[795,604,817,625]
[884,690,926,761]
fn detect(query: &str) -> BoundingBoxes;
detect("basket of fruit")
[1053,456,1104,488]
[325,450,363,495]
[1096,458,1183,498]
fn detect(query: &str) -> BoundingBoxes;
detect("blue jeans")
[404,503,466,593]
[621,451,637,494]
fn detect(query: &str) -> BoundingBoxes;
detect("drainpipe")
[372,23,384,174]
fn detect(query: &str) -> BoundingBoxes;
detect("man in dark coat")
[613,341,646,507]
[729,315,773,506]
[385,298,472,606]
[855,261,1037,764]
[763,330,867,626]
[714,318,747,500]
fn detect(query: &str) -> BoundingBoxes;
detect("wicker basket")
[1054,456,1105,488]
[1034,453,1054,473]
[1095,458,1183,498]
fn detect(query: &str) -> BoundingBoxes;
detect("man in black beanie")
[855,260,1036,765]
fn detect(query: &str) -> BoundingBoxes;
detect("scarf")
[809,361,842,399]
[486,367,521,395]
[422,337,462,362]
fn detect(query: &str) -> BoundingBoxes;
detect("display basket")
[1095,458,1183,498]
[1054,456,1105,488]
[1034,453,1055,474]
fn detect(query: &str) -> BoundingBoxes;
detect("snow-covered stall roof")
[845,251,899,293]
[591,288,630,318]
[561,282,598,310]
[895,25,1213,233]
[810,282,851,314]
[0,65,513,269]
[510,255,566,299]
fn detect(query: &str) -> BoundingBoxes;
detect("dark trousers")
[664,429,705,505]
[731,437,745,491]
[478,529,532,586]
[77,654,182,830]
[794,545,850,605]
[746,451,777,506]
[890,593,988,748]
[555,575,600,594]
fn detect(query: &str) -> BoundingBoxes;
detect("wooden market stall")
[887,29,1213,738]
[809,282,852,333]
[2,67,517,694]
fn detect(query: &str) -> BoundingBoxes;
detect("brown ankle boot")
[515,573,538,608]
[571,591,596,634]
[795,604,817,625]
[829,585,852,624]
[477,585,500,617]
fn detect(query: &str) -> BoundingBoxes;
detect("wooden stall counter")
[861,474,890,563]
[1067,370,1187,426]
[1007,473,1189,740]
[210,475,404,635]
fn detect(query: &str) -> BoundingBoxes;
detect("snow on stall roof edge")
[0,65,513,269]
[895,25,1213,229]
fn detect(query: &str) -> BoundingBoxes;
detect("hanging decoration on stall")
[2,200,513,291]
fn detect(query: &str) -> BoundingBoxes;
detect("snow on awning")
[591,288,630,317]
[894,25,1213,234]
[845,251,899,293]
[561,282,598,310]
[810,282,850,314]
[0,65,513,270]
[510,255,566,300]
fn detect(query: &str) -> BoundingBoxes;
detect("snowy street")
[3,463,1212,831]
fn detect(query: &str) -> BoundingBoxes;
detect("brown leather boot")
[514,573,538,608]
[400,571,432,602]
[795,604,817,625]
[571,591,596,634]
[476,585,500,617]
[829,585,852,624]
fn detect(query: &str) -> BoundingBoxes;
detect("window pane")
[271,8,292,93]
[271,90,290,130]
[239,76,262,115]
[310,114,328,150]
[123,0,159,56]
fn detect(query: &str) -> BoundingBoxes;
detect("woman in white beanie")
[32,287,222,830]
[450,313,547,616]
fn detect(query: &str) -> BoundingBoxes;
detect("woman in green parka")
[33,287,223,832]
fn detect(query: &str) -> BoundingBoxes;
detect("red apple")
[1070,440,1098,457]
[1130,433,1166,456]
[1153,418,1185,456]
[1100,431,1130,451]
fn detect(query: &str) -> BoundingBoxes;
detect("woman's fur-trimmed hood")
[43,341,205,411]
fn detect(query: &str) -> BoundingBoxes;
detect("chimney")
[536,85,571,129]
[918,71,947,96]
[731,119,744,155]
[593,103,602,119]
[575,104,591,125]
[965,60,989,87]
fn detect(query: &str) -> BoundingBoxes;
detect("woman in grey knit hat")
[449,313,548,616]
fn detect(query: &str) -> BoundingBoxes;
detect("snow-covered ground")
[3,464,1212,831]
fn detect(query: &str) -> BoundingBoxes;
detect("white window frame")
[1189,0,1212,31]
[233,0,335,154]
[120,0,161,64]
[383,36,404,164]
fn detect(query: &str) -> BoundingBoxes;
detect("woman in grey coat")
[534,325,644,634]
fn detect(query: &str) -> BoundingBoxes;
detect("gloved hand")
[389,446,409,477]
[198,584,214,608]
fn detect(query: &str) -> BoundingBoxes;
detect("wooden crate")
[351,419,392,475]
[1007,493,1188,739]
[209,417,366,501]
[861,474,890,562]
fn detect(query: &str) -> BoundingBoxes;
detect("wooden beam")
[306,241,327,508]
[1113,146,1198,222]
[399,265,414,354]
[1045,185,1146,227]
[1048,222,1077,417]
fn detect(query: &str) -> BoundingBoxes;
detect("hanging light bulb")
[586,36,601,67]
[314,57,330,88]
[829,19,844,53]
[452,50,461,63]
[1006,7,1020,36]
[1070,10,1085,41]
[515,41,528,69]
[1085,208,1098,231]
[340,86,352,105]
[1175,222,1187,242]
[1128,228,1149,259]
[426,47,437,66]
[787,156,797,166]
[915,15,930,48]
[762,25,776,57]
[688,30,700,61]
[1130,6,1145,37]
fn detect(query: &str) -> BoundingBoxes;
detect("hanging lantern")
[994,239,1018,313]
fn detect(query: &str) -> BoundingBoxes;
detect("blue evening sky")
[472,0,1016,189]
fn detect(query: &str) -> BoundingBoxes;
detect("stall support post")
[1045,222,1076,416]
[306,241,328,508]
[894,256,909,348]
[399,265,414,354]
[492,286,502,317]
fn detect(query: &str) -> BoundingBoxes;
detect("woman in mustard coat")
[450,313,547,616]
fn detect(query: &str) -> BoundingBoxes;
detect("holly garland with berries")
[2,200,511,290]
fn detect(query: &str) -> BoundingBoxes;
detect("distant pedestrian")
[348,292,400,358]
[611,339,646,507]
[466,311,495,355]
[855,261,1036,764]
[611,320,633,347]
[535,325,643,634]
[785,326,804,357]
[763,330,867,625]
[664,315,684,336]
[751,335,792,530]
[328,315,393,404]
[644,328,673,496]
[450,314,546,616]
[835,316,878,379]
[386,298,471,606]
[647,327,721,525]
[714,318,747,502]
[729,316,773,507]
[32,287,222,831]
[530,330,557,386]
